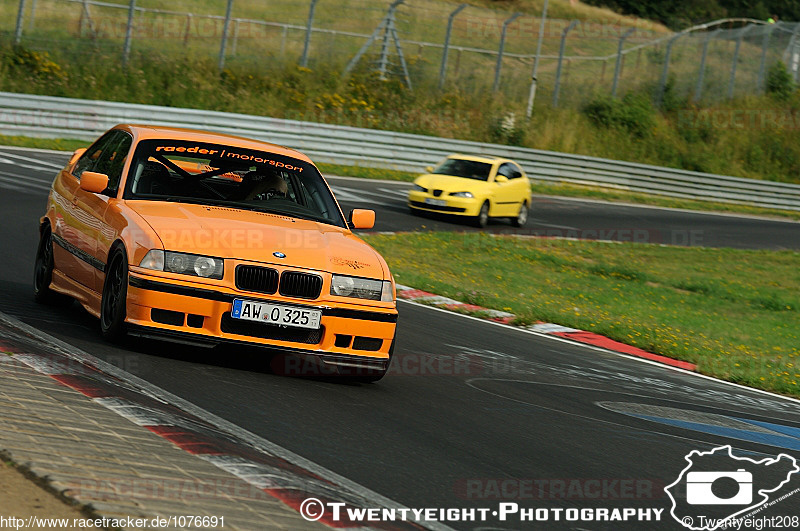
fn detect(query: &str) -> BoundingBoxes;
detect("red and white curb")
[396,285,697,372]
[0,314,437,531]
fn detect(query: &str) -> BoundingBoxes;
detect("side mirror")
[495,175,508,183]
[425,165,434,173]
[68,148,87,166]
[349,209,375,230]
[80,171,110,194]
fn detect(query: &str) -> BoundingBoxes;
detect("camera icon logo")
[686,469,752,505]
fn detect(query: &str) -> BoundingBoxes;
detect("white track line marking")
[0,151,65,169]
[0,175,49,192]
[0,170,52,186]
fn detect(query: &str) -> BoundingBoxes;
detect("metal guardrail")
[2,91,800,212]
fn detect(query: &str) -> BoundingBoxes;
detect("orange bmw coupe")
[35,125,397,381]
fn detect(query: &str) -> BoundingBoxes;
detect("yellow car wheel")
[474,201,490,228]
[511,201,528,228]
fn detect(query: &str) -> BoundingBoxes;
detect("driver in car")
[242,171,288,201]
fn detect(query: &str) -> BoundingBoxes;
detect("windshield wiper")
[160,197,226,206]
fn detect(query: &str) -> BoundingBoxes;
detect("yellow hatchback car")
[407,154,532,228]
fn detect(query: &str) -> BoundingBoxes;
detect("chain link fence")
[3,0,799,110]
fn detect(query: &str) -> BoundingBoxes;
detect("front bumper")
[125,273,397,363]
[407,190,481,216]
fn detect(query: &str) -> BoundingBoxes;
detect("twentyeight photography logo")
[665,445,799,530]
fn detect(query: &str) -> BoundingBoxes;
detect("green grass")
[0,134,87,152]
[317,163,417,182]
[364,231,800,396]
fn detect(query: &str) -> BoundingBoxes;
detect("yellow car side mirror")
[425,165,434,173]
[495,175,508,183]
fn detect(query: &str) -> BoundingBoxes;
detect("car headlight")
[331,275,393,302]
[450,191,474,198]
[412,183,427,192]
[139,250,224,279]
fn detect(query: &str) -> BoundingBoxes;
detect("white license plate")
[231,299,322,330]
[425,197,447,206]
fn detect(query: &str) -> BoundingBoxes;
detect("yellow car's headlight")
[451,191,474,198]
[412,183,427,193]
[140,250,224,280]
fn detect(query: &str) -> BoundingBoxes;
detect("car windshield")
[124,140,346,228]
[432,158,492,181]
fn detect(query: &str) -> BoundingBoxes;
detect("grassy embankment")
[0,0,799,190]
[364,232,800,397]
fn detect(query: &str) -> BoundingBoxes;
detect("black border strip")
[52,234,106,272]
[128,276,398,323]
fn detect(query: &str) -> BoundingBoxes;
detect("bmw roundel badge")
[273,252,286,258]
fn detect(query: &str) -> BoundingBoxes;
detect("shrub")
[489,112,526,146]
[582,92,655,137]
[765,61,794,101]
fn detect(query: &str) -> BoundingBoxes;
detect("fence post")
[792,25,800,82]
[231,19,240,57]
[694,28,720,102]
[14,0,26,45]
[438,3,467,89]
[727,24,755,100]
[377,17,394,79]
[79,0,97,39]
[525,0,548,118]
[29,0,36,30]
[218,0,234,72]
[493,12,522,93]
[656,31,684,107]
[183,14,192,44]
[611,28,635,99]
[552,19,578,107]
[300,0,319,67]
[388,13,412,89]
[122,0,136,67]
[344,0,405,80]
[757,24,776,92]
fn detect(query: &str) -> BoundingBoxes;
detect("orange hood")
[124,201,387,279]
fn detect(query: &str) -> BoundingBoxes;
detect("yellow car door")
[492,163,521,216]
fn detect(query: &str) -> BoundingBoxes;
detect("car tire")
[474,201,490,228]
[33,226,71,306]
[511,201,528,228]
[100,248,129,343]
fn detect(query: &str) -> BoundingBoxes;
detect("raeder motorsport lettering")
[154,145,304,172]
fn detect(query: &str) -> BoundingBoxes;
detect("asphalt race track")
[1,146,799,529]
[2,147,799,250]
